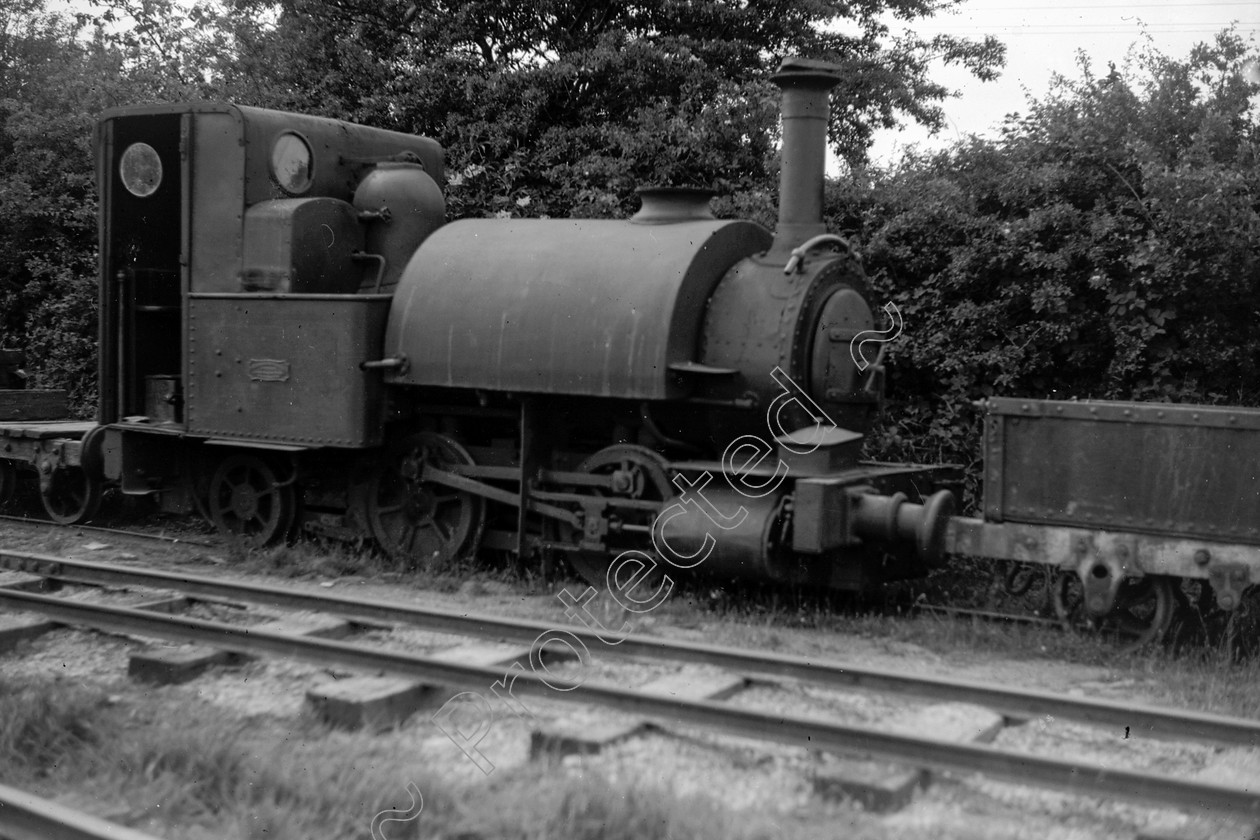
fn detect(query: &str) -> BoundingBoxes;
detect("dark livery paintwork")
[1,60,958,596]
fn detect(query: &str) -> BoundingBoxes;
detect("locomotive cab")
[95,102,445,506]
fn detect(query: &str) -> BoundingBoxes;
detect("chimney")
[770,57,842,253]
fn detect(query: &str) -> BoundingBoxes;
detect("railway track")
[0,513,215,549]
[0,549,1253,746]
[0,782,168,840]
[2,549,1259,822]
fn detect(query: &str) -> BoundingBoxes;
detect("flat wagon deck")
[0,389,99,523]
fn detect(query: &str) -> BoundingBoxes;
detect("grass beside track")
[707,601,1260,720]
[0,678,790,840]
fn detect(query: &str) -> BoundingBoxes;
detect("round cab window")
[271,132,313,194]
[119,142,163,197]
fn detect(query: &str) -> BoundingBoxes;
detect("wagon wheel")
[40,465,102,525]
[565,444,672,589]
[207,454,297,548]
[365,432,484,568]
[0,461,17,510]
[1164,579,1215,649]
[1053,573,1176,651]
[1221,585,1260,660]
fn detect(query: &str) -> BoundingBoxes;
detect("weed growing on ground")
[1125,647,1260,720]
[692,579,1260,719]
[0,677,779,840]
[0,679,103,777]
[225,540,389,580]
[222,536,557,603]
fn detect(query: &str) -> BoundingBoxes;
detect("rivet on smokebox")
[1193,549,1211,567]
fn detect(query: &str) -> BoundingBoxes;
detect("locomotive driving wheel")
[207,454,297,548]
[40,465,102,525]
[1053,573,1176,651]
[365,432,485,568]
[565,444,672,589]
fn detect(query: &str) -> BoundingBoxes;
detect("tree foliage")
[2,5,110,411]
[841,30,1260,508]
[0,0,231,412]
[223,0,1004,216]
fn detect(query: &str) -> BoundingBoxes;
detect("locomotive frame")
[0,58,958,598]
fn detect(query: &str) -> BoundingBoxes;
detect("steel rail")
[0,781,168,840]
[910,603,1062,627]
[0,588,1256,818]
[0,514,214,548]
[2,549,1258,748]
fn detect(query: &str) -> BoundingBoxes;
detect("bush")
[835,31,1260,512]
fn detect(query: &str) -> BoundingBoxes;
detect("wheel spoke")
[41,467,100,525]
[1056,573,1174,650]
[208,455,294,547]
[563,445,671,588]
[0,463,17,509]
[1113,612,1153,639]
[365,432,483,566]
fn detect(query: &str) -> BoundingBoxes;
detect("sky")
[865,0,1260,164]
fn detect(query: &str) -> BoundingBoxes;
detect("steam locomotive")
[0,57,958,592]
